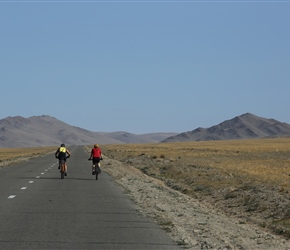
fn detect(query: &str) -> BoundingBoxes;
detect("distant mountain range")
[0,115,176,148]
[1,113,290,148]
[162,113,290,143]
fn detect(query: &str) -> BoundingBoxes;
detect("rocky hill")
[0,115,176,148]
[2,113,289,147]
[162,113,290,142]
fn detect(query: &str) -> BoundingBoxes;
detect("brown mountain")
[162,113,290,143]
[100,131,177,144]
[0,115,176,148]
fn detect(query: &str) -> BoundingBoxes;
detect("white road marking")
[21,187,27,190]
[29,181,34,184]
[36,176,40,178]
[8,195,16,199]
[41,173,44,175]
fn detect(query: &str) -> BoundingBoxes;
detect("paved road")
[0,146,182,250]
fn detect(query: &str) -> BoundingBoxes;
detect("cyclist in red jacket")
[89,144,102,175]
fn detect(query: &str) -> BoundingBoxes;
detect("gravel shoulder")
[103,156,290,250]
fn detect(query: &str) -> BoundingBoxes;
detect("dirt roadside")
[102,156,290,250]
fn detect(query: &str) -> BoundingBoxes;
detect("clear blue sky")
[1,0,289,134]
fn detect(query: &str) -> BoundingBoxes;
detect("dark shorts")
[92,157,101,164]
[59,158,66,163]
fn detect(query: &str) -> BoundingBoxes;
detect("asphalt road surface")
[0,146,182,250]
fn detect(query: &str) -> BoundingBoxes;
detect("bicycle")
[59,160,66,179]
[88,157,102,180]
[59,155,70,179]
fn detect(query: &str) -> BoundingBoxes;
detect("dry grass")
[102,138,290,239]
[0,146,56,166]
[103,138,290,185]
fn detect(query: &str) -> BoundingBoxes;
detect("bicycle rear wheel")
[60,160,65,179]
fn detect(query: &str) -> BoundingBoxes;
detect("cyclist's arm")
[66,150,71,157]
[55,148,60,158]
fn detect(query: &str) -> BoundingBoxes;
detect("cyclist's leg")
[92,159,96,175]
[60,160,65,179]
[59,160,64,171]
[96,158,101,173]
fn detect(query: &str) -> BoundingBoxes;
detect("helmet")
[61,143,65,147]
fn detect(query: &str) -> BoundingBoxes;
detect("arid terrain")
[0,146,56,168]
[0,115,176,147]
[2,139,290,249]
[100,139,290,249]
[1,113,290,148]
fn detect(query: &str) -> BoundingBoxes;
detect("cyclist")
[89,144,102,175]
[55,143,71,176]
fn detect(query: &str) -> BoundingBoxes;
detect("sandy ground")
[102,156,290,250]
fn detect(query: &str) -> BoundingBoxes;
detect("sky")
[1,0,290,134]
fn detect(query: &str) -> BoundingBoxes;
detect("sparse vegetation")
[0,146,56,167]
[3,140,290,240]
[102,138,290,239]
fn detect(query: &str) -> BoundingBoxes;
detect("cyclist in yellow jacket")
[55,144,71,176]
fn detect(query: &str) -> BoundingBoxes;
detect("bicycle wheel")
[95,171,98,180]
